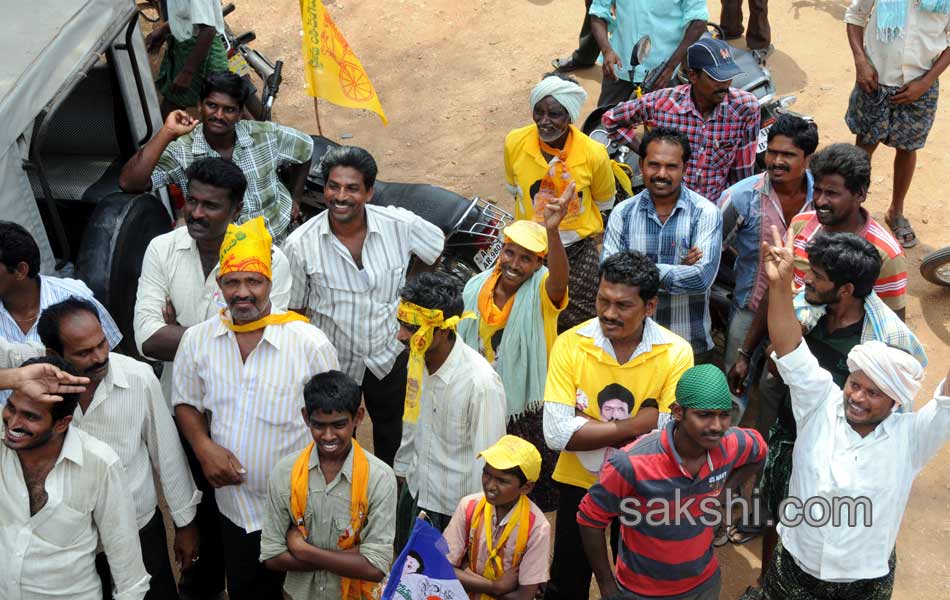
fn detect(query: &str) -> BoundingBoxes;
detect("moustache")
[768,165,789,172]
[650,177,673,186]
[229,296,257,306]
[186,216,210,228]
[85,359,109,374]
[599,317,624,328]
[714,88,729,95]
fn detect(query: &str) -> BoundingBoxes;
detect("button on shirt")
[149,121,314,242]
[71,353,201,529]
[1,275,122,403]
[603,85,761,202]
[589,0,709,83]
[283,204,444,384]
[602,186,723,354]
[0,427,150,600]
[172,317,339,532]
[845,0,950,87]
[393,340,507,516]
[133,226,292,403]
[260,444,396,600]
[773,341,950,581]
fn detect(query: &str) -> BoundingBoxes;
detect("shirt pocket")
[256,384,304,428]
[371,265,408,301]
[34,502,88,547]
[708,139,738,171]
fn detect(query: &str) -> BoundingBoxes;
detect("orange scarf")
[290,439,379,599]
[535,130,580,221]
[219,309,308,332]
[476,270,514,364]
[467,495,531,600]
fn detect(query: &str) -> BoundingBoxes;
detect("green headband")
[675,364,732,410]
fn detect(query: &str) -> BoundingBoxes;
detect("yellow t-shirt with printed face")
[544,319,694,490]
[504,124,617,242]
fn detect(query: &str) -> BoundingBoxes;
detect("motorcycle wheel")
[437,255,478,287]
[920,247,950,287]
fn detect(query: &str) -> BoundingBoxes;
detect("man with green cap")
[577,365,767,600]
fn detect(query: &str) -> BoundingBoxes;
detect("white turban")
[846,340,924,408]
[529,76,588,123]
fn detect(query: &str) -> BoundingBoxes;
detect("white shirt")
[0,427,150,600]
[166,0,224,42]
[845,0,950,86]
[774,340,950,581]
[134,226,291,404]
[0,339,42,369]
[1,275,122,404]
[393,339,507,516]
[172,316,339,532]
[283,205,444,384]
[70,353,201,529]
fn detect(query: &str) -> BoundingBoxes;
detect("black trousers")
[218,515,285,600]
[598,77,637,108]
[361,350,409,467]
[176,422,226,599]
[570,0,600,66]
[96,509,179,600]
[544,483,620,600]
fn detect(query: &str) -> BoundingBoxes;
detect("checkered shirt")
[602,84,760,202]
[151,121,313,243]
[602,186,723,354]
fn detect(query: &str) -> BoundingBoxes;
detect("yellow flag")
[300,0,388,125]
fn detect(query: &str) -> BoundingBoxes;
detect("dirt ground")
[212,0,949,597]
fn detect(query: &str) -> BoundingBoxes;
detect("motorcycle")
[217,6,513,283]
[920,247,950,286]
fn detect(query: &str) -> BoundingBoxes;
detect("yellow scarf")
[219,308,308,332]
[290,439,380,600]
[467,495,531,600]
[396,300,474,424]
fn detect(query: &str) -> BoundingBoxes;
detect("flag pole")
[313,97,323,136]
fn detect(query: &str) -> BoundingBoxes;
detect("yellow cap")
[503,220,548,256]
[478,435,542,482]
[219,217,273,280]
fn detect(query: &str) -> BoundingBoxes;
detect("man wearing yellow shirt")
[505,74,619,332]
[541,250,694,600]
[459,184,572,513]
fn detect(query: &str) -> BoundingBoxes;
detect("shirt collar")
[191,121,254,156]
[429,338,466,382]
[317,205,380,236]
[675,85,742,121]
[577,317,668,363]
[761,170,815,208]
[525,124,586,168]
[212,313,284,350]
[309,440,356,484]
[58,427,84,467]
[636,186,692,217]
[835,396,897,439]
[173,226,199,251]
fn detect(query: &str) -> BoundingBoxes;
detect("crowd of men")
[2,1,950,599]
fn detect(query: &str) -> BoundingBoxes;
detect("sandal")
[713,522,730,547]
[728,523,762,545]
[551,55,592,72]
[887,215,919,248]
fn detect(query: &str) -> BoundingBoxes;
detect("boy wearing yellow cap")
[444,435,552,600]
[459,184,572,513]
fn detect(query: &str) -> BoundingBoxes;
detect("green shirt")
[260,443,397,600]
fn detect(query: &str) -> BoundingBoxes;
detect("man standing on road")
[742,226,950,600]
[844,0,950,248]
[283,145,445,468]
[721,0,773,64]
[173,217,339,600]
[719,114,817,422]
[0,356,150,600]
[603,38,760,203]
[580,0,708,106]
[542,251,693,600]
[38,297,202,600]
[579,365,766,600]
[118,71,313,243]
[602,128,723,361]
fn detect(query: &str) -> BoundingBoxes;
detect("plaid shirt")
[602,84,760,202]
[151,120,313,243]
[602,186,722,354]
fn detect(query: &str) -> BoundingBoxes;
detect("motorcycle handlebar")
[222,3,236,17]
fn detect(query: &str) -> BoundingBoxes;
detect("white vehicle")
[0,0,172,357]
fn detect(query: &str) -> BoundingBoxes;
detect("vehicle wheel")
[77,192,173,359]
[437,254,478,287]
[920,247,950,287]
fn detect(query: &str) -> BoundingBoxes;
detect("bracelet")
[737,349,753,359]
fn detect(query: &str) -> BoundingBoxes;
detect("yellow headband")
[219,217,272,280]
[397,300,474,423]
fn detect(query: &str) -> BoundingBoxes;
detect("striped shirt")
[602,84,760,202]
[602,186,723,354]
[150,121,314,243]
[0,275,122,404]
[283,204,444,384]
[393,339,507,516]
[133,226,292,404]
[578,420,766,597]
[0,339,43,369]
[172,316,339,532]
[788,210,907,311]
[71,353,201,529]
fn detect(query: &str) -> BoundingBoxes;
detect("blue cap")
[686,38,743,82]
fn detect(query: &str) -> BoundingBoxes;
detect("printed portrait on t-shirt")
[597,383,635,422]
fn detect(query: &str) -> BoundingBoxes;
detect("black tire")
[437,254,478,288]
[920,247,950,287]
[77,192,173,359]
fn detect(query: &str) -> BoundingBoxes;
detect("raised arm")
[763,225,801,357]
[543,182,573,306]
[0,362,88,401]
[119,111,197,192]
